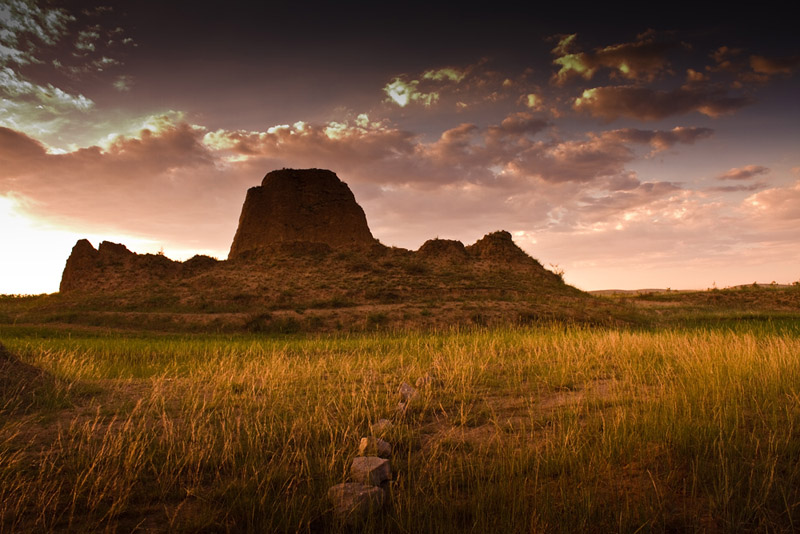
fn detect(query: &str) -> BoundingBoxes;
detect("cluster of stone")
[327,419,393,523]
[328,376,438,523]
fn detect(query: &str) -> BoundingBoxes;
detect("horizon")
[2,2,799,294]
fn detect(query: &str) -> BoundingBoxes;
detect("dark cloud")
[605,127,714,152]
[551,32,674,85]
[492,112,549,136]
[707,182,766,193]
[708,46,744,73]
[573,85,752,120]
[750,54,800,75]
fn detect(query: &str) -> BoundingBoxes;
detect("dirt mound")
[229,168,377,259]
[0,343,54,412]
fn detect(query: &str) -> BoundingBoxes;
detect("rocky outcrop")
[466,231,539,264]
[228,169,377,259]
[417,238,469,263]
[60,240,185,292]
[59,239,100,292]
[59,169,567,297]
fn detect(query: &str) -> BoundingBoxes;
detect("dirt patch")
[0,342,56,413]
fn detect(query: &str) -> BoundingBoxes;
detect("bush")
[366,312,389,329]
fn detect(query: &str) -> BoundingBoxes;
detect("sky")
[1,1,799,294]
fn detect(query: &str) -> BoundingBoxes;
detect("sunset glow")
[1,2,798,294]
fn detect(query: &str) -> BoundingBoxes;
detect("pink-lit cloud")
[0,110,723,258]
[716,165,770,181]
[746,180,800,220]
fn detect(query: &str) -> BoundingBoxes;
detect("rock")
[228,168,378,259]
[466,230,539,264]
[350,456,391,486]
[59,239,99,292]
[358,437,392,458]
[371,419,393,434]
[416,238,468,263]
[327,482,384,521]
[398,382,418,402]
[60,239,182,292]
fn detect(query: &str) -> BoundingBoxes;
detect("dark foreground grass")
[2,322,800,532]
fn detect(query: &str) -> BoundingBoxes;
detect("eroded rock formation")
[59,168,560,295]
[59,240,215,293]
[466,230,537,264]
[228,168,377,259]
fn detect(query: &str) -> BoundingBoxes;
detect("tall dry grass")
[1,325,799,532]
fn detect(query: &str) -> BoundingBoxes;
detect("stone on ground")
[358,436,391,458]
[371,418,392,434]
[351,456,391,486]
[399,382,418,401]
[328,482,384,521]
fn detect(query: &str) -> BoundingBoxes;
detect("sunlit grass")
[2,325,800,532]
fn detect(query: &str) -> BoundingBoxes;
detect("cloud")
[0,66,94,138]
[707,183,766,193]
[74,29,99,52]
[422,67,466,82]
[0,3,140,146]
[575,180,682,222]
[0,1,74,66]
[750,54,800,75]
[745,180,800,220]
[0,120,240,248]
[489,112,549,137]
[716,165,769,181]
[383,77,438,107]
[573,85,752,120]
[513,125,711,184]
[1,1,132,81]
[708,46,743,73]
[382,60,515,111]
[113,74,133,91]
[551,32,673,85]
[685,68,708,83]
[707,47,799,83]
[0,126,48,173]
[0,65,94,135]
[522,93,544,111]
[604,126,714,153]
[0,106,722,265]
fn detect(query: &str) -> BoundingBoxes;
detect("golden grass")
[2,325,800,532]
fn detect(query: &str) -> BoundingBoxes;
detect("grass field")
[3,316,800,532]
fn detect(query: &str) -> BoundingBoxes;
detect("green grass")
[2,323,800,532]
